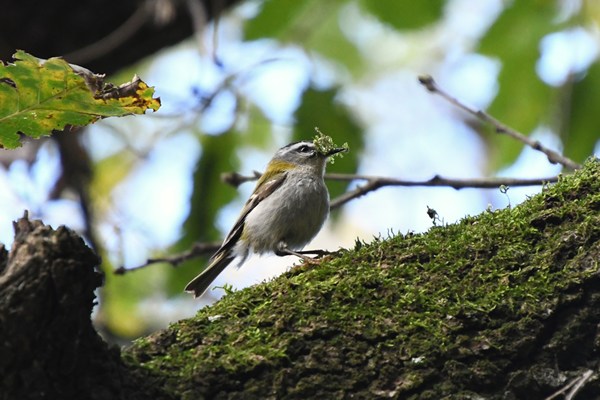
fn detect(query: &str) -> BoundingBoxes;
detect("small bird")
[184,140,346,297]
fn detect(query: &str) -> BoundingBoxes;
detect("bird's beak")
[324,147,347,157]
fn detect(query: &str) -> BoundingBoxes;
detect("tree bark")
[0,214,171,400]
[1,159,599,399]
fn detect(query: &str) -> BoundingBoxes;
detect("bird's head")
[273,141,346,169]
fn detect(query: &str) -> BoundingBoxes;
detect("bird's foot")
[275,243,330,264]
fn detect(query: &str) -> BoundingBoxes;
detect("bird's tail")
[184,252,235,298]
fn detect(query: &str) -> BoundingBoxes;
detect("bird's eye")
[298,145,310,153]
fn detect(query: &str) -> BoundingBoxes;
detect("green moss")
[125,158,600,398]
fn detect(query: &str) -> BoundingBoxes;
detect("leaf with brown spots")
[0,50,160,148]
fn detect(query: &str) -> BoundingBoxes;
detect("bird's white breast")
[243,169,329,253]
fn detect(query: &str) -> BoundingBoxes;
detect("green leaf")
[563,63,600,163]
[359,0,445,30]
[478,2,560,168]
[292,86,362,201]
[0,50,160,148]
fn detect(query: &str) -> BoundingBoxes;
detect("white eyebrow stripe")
[287,142,315,151]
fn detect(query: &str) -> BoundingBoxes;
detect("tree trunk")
[0,214,170,400]
[1,159,599,399]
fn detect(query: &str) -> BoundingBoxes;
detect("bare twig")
[221,171,559,210]
[221,170,262,187]
[114,240,221,275]
[186,0,208,52]
[544,369,594,400]
[418,75,582,171]
[544,376,579,400]
[64,5,149,64]
[566,370,594,400]
[328,174,558,209]
[210,0,226,65]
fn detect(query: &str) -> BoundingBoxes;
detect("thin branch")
[418,75,582,171]
[221,171,559,209]
[114,240,221,275]
[566,370,594,400]
[210,0,226,65]
[221,170,262,187]
[544,370,594,400]
[325,172,558,186]
[328,174,558,210]
[64,4,150,64]
[544,376,579,400]
[186,0,208,53]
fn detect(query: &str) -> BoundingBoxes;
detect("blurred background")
[1,0,599,341]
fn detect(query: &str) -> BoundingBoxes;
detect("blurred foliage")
[563,62,600,162]
[245,0,599,173]
[245,0,365,76]
[99,257,166,338]
[478,0,599,168]
[172,130,241,293]
[25,0,597,337]
[239,104,277,148]
[478,1,562,168]
[300,5,365,78]
[358,0,445,30]
[245,0,344,42]
[90,150,136,212]
[0,50,160,148]
[182,131,240,246]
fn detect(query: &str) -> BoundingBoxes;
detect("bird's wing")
[212,170,288,258]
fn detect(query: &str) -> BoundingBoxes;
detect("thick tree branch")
[121,160,600,399]
[3,162,600,399]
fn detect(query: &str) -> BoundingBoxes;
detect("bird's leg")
[295,249,333,257]
[275,242,324,263]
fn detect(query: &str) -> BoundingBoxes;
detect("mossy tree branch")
[1,160,600,399]
[123,159,600,399]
